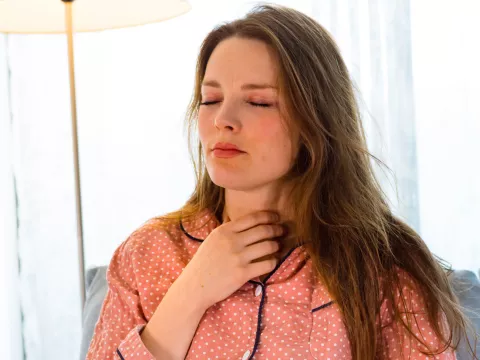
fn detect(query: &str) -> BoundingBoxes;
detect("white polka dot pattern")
[85,209,457,359]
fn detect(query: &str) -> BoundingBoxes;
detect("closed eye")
[249,102,271,108]
[200,101,220,106]
[199,101,272,108]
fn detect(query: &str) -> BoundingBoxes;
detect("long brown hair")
[165,4,477,359]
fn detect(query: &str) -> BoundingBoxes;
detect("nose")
[213,101,241,132]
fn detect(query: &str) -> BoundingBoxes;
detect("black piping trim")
[247,244,303,359]
[248,282,266,360]
[116,349,126,360]
[180,217,310,251]
[248,245,299,286]
[311,300,334,313]
[179,219,204,242]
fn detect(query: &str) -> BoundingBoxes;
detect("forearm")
[140,277,208,360]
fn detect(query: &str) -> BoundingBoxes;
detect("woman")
[87,5,475,360]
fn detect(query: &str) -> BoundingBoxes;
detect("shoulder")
[379,266,424,296]
[126,216,181,252]
[390,266,424,301]
[116,214,189,267]
[377,268,456,358]
[111,208,219,269]
[378,266,435,328]
[105,216,181,281]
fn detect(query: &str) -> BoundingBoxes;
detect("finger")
[241,240,280,263]
[229,211,280,233]
[239,224,285,246]
[246,258,278,279]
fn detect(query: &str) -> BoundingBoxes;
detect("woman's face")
[198,37,298,191]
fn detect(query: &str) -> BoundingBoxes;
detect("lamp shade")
[0,0,191,34]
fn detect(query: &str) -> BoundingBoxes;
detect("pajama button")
[255,285,262,297]
[242,350,251,360]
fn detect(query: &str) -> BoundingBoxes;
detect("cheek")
[252,117,285,139]
[197,111,212,146]
[254,119,293,163]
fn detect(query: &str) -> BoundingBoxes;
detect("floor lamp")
[0,0,191,311]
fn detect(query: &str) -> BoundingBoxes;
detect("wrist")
[169,273,211,314]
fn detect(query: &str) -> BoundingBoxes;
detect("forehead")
[204,37,279,86]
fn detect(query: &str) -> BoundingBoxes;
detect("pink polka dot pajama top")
[87,209,456,360]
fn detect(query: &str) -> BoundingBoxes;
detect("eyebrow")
[201,79,277,90]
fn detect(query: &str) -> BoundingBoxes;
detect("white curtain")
[312,0,420,230]
[0,34,24,360]
[1,0,478,358]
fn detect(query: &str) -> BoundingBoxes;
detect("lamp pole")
[61,0,86,310]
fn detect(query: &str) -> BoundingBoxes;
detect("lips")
[212,142,245,158]
[213,142,243,151]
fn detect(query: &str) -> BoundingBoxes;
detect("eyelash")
[200,100,271,108]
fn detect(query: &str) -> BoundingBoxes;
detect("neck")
[222,182,292,223]
[221,182,298,253]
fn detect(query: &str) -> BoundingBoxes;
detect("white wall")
[411,0,480,270]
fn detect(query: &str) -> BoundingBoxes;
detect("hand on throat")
[221,185,297,259]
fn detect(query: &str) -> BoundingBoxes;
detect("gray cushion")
[78,267,480,359]
[79,266,108,360]
[449,270,480,360]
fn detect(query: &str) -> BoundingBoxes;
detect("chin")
[207,169,258,191]
[210,176,255,191]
